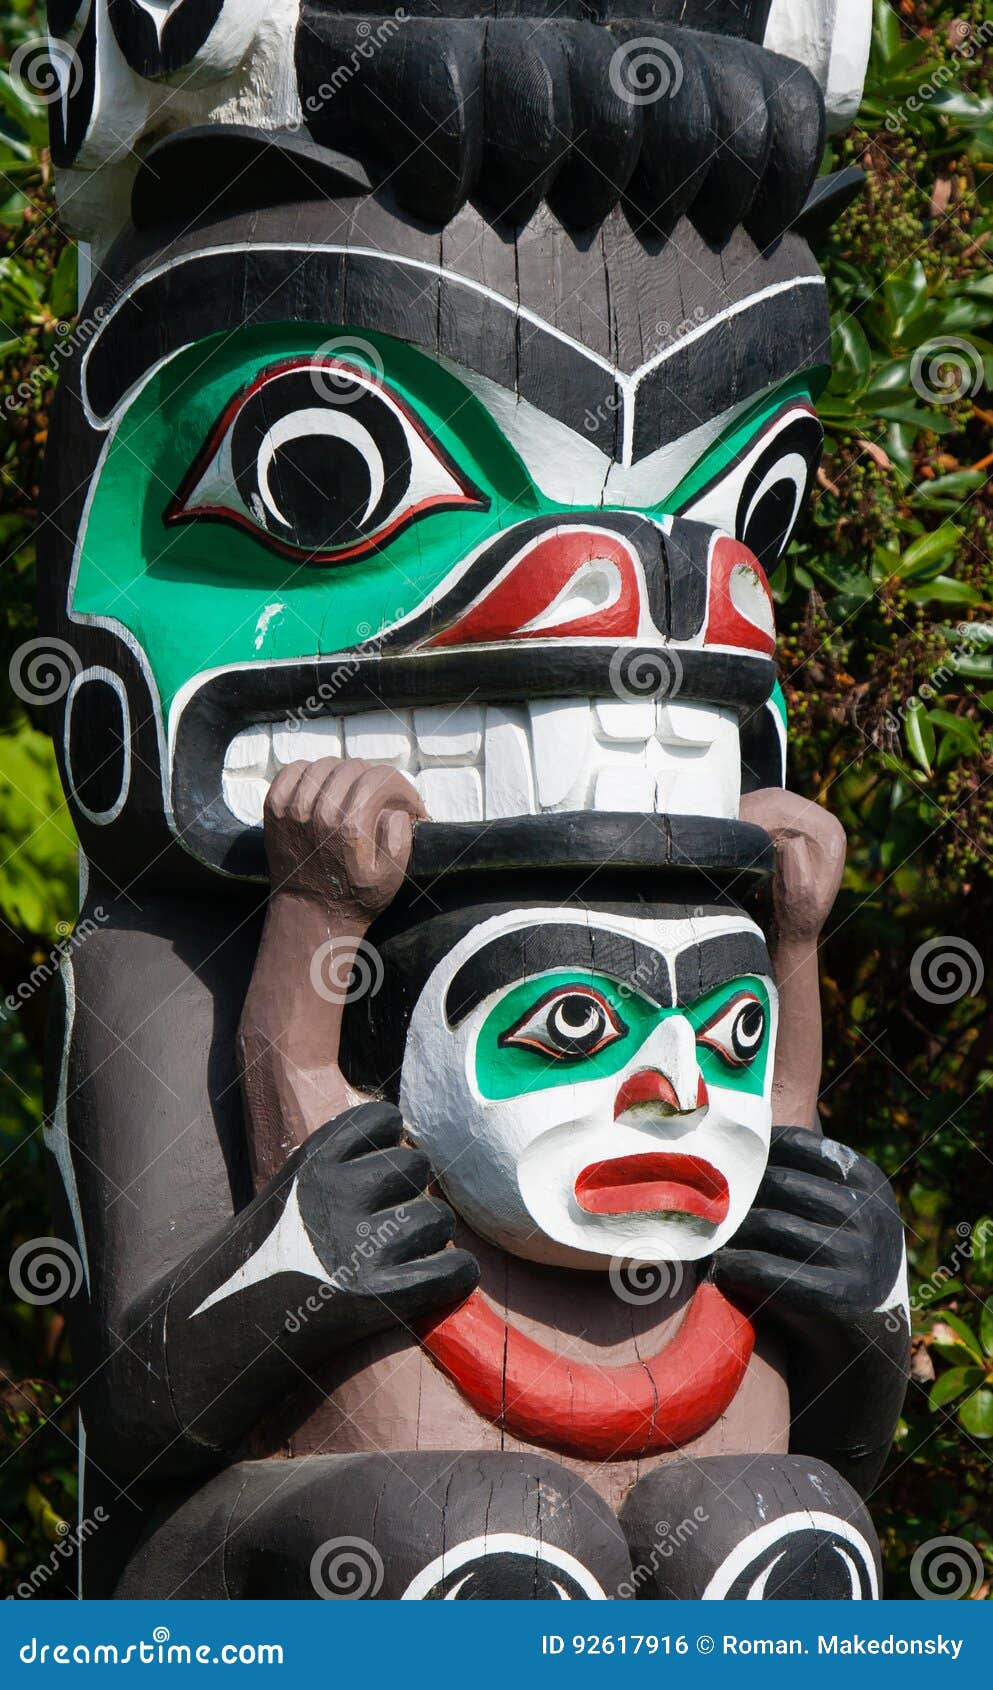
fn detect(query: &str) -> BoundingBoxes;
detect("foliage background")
[0,0,990,1600]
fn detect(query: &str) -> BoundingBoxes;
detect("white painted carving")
[220,697,743,829]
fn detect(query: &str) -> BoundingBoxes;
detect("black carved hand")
[712,1126,904,1327]
[283,1101,479,1339]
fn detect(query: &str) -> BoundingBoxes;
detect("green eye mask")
[474,972,772,1101]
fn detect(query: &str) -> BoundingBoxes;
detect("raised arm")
[237,757,426,1185]
[740,786,847,1132]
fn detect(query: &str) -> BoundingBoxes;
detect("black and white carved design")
[47,0,97,170]
[107,0,225,78]
[402,1535,608,1600]
[702,1513,879,1600]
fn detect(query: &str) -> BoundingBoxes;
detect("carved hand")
[278,1100,479,1334]
[712,1125,904,1324]
[263,755,426,919]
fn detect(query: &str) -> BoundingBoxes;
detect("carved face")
[399,908,778,1268]
[44,198,826,882]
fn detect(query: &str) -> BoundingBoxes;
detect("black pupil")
[559,996,596,1030]
[232,368,411,554]
[733,1002,764,1052]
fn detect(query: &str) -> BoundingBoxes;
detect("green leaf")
[931,1311,986,1363]
[972,1219,993,1287]
[981,1299,993,1359]
[930,1366,986,1409]
[958,1389,993,1439]
[893,523,962,581]
[904,700,934,774]
[904,576,981,607]
[47,244,78,324]
[827,316,873,397]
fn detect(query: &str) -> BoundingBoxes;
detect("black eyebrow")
[445,925,674,1027]
[674,932,771,1006]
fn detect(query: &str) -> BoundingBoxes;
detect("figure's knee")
[232,1451,632,1599]
[618,1455,881,1600]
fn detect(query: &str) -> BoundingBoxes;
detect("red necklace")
[417,1281,754,1460]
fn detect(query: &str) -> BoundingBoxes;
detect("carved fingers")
[713,1126,904,1324]
[263,756,426,916]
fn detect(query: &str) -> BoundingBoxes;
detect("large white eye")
[696,991,766,1067]
[166,358,487,565]
[682,404,823,570]
[499,985,628,1061]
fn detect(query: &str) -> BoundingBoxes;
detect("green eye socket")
[166,356,488,566]
[474,970,773,1102]
[696,990,767,1068]
[499,983,629,1061]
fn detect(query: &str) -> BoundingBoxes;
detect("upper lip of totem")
[573,1153,730,1223]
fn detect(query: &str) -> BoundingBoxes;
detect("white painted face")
[399,908,778,1270]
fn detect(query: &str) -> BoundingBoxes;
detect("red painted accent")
[697,1073,710,1109]
[613,1069,682,1117]
[703,536,776,656]
[417,1282,754,1459]
[424,528,642,647]
[574,1154,730,1224]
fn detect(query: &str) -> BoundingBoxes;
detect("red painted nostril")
[697,1074,709,1109]
[614,1070,681,1118]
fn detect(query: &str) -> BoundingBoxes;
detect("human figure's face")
[400,907,778,1269]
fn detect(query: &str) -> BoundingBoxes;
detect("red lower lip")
[574,1154,730,1223]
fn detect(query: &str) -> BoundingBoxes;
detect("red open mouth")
[574,1154,730,1224]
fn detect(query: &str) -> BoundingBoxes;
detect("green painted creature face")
[476,971,772,1101]
[72,323,824,719]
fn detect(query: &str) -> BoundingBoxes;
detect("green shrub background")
[0,0,991,1599]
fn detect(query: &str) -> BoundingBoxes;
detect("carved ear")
[762,0,872,132]
[130,126,370,230]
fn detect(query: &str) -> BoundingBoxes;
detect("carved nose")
[614,1070,708,1119]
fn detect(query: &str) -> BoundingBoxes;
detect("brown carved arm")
[739,786,846,1133]
[237,757,425,1187]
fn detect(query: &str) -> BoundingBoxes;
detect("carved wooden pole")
[39,0,908,1601]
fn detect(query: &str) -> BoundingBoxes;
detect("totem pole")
[39,0,909,1600]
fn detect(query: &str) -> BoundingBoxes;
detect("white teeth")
[595,697,656,740]
[272,718,342,763]
[221,698,742,827]
[414,766,484,822]
[343,710,414,767]
[530,698,594,809]
[413,704,483,762]
[594,767,658,811]
[483,707,535,819]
